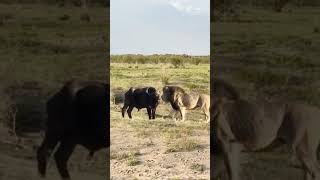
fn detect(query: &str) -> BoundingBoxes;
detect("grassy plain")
[0,4,108,179]
[110,61,210,179]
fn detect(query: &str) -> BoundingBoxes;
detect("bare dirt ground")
[0,125,108,180]
[214,149,305,180]
[110,103,210,180]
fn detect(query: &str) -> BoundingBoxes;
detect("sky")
[110,0,210,56]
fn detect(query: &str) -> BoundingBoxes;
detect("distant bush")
[194,58,201,65]
[59,14,70,21]
[80,13,90,22]
[170,57,184,68]
[134,55,147,64]
[0,81,47,135]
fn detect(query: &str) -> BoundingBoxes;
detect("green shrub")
[170,57,184,68]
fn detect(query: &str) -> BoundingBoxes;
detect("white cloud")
[151,0,209,15]
[168,1,200,14]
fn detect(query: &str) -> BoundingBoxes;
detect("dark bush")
[59,14,70,21]
[170,57,184,68]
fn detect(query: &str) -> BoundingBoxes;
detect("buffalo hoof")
[38,173,45,178]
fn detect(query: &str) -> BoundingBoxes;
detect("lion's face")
[161,86,171,103]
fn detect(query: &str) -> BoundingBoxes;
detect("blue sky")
[110,0,210,55]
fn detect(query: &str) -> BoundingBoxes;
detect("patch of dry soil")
[0,126,108,180]
[110,106,210,179]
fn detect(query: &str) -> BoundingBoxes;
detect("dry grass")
[110,62,210,179]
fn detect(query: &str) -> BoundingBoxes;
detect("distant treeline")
[0,0,109,7]
[111,54,210,65]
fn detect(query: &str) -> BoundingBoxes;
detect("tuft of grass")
[161,127,193,141]
[136,129,152,138]
[111,150,141,161]
[126,154,140,166]
[166,139,202,153]
[161,75,170,85]
[160,65,170,85]
[190,163,206,172]
[110,152,129,160]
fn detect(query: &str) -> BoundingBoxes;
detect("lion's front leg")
[169,109,179,121]
[219,133,241,180]
[204,108,210,123]
[180,107,186,121]
[206,114,210,123]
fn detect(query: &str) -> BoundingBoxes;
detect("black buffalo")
[37,80,109,180]
[121,87,160,119]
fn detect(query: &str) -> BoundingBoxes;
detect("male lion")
[210,78,241,178]
[161,85,210,122]
[215,98,320,180]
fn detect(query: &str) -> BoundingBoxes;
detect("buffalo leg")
[147,108,152,119]
[152,108,156,119]
[122,104,129,118]
[54,140,76,180]
[37,133,59,177]
[127,106,134,119]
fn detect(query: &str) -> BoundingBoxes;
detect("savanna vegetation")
[212,0,320,17]
[110,56,210,179]
[0,2,108,179]
[212,1,320,179]
[111,54,209,66]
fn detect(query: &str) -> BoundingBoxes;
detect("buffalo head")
[145,87,160,105]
